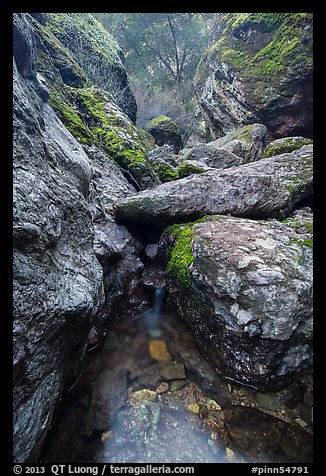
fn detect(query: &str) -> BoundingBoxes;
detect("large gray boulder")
[159,210,313,389]
[115,144,313,226]
[13,54,103,462]
[180,123,267,168]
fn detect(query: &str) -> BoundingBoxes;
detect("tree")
[92,13,213,89]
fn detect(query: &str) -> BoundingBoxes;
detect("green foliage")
[93,13,213,87]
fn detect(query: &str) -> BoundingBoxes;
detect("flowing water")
[40,290,313,464]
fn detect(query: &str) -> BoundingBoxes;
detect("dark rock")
[160,211,312,389]
[84,368,128,436]
[13,42,103,462]
[224,406,313,463]
[145,116,183,153]
[177,346,231,407]
[281,383,306,409]
[115,144,313,226]
[195,14,313,140]
[13,13,36,79]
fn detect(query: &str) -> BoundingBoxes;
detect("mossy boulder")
[31,12,137,122]
[114,144,313,226]
[28,13,158,190]
[195,13,313,140]
[177,161,207,178]
[261,137,313,159]
[145,116,183,153]
[151,159,179,183]
[159,210,312,389]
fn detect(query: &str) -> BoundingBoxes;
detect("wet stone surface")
[40,307,313,463]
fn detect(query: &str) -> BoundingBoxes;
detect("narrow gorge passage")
[13,12,313,465]
[40,290,312,464]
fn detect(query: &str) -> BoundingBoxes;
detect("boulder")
[148,144,179,167]
[180,124,267,167]
[159,210,313,389]
[29,13,159,191]
[13,50,103,463]
[31,13,137,122]
[261,137,313,159]
[145,116,183,153]
[195,14,313,140]
[114,144,313,226]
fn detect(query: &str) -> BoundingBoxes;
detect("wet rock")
[13,18,103,461]
[155,382,169,394]
[129,389,157,404]
[281,383,306,409]
[254,392,282,411]
[224,406,313,463]
[144,244,159,260]
[84,368,128,436]
[149,339,172,361]
[187,403,200,413]
[160,363,186,380]
[161,211,312,389]
[93,216,150,319]
[176,346,231,407]
[100,405,221,463]
[115,145,313,226]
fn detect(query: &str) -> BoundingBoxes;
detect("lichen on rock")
[160,210,313,389]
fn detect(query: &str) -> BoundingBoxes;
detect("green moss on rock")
[261,137,313,158]
[198,13,312,84]
[155,162,179,183]
[165,224,195,288]
[177,162,205,178]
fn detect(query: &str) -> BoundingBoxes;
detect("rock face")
[30,13,137,122]
[13,16,104,462]
[159,211,313,389]
[29,13,158,191]
[114,144,313,226]
[145,116,183,153]
[195,14,313,140]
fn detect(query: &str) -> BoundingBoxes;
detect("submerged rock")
[84,368,128,436]
[159,211,312,389]
[115,144,313,226]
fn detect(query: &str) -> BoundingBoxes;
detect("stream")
[40,289,313,464]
